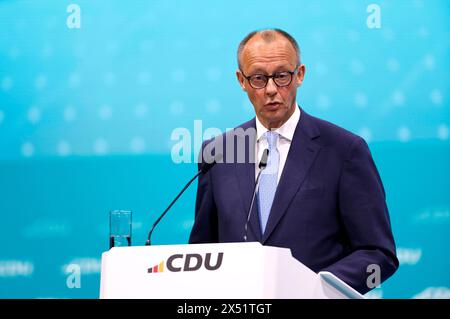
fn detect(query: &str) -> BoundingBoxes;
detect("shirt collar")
[256,103,301,142]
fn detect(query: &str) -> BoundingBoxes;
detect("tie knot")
[265,131,279,149]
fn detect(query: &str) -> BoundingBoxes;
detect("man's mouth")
[265,102,282,111]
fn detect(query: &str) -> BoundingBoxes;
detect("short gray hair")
[237,28,301,70]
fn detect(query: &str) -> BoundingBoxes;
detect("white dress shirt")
[255,104,301,182]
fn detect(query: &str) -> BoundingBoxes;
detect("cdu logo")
[148,261,164,273]
[148,252,224,273]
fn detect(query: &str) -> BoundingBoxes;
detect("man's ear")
[295,64,306,88]
[236,70,247,92]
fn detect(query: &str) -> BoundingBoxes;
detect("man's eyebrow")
[247,68,266,74]
[248,65,293,74]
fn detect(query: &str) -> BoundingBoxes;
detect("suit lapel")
[235,159,262,241]
[262,109,322,243]
[234,119,262,241]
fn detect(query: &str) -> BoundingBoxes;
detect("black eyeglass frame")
[239,66,300,89]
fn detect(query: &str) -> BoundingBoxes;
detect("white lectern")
[100,242,363,299]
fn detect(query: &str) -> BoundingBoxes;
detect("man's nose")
[265,78,278,96]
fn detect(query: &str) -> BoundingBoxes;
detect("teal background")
[0,0,449,298]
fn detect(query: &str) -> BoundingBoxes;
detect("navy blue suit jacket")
[189,107,399,294]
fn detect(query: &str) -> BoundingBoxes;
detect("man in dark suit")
[189,29,399,294]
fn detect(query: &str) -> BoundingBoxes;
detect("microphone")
[243,149,269,241]
[145,153,222,246]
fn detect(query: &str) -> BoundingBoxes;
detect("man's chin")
[267,109,286,119]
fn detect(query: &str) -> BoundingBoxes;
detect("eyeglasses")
[240,66,299,89]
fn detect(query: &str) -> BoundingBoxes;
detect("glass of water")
[109,210,132,248]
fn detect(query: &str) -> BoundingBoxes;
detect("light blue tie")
[258,131,279,234]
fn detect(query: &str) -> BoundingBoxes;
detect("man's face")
[237,35,305,129]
